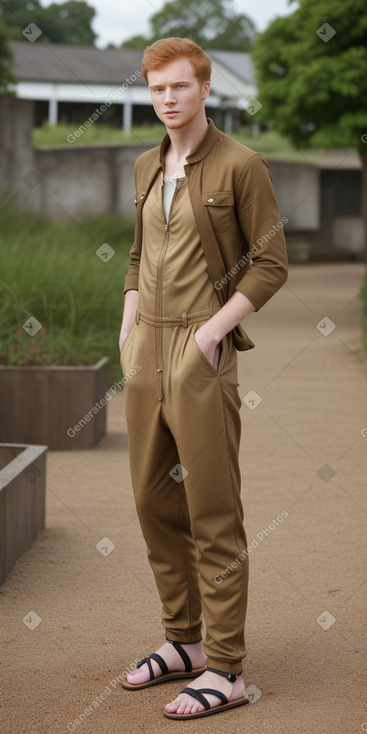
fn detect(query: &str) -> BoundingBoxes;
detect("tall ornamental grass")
[0,207,134,384]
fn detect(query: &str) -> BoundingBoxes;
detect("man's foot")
[164,669,247,717]
[124,640,207,688]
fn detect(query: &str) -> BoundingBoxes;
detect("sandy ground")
[1,263,366,734]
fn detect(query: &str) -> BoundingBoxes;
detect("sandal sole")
[163,696,249,719]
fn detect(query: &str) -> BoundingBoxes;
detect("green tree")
[0,19,14,92]
[252,0,367,257]
[123,35,148,50]
[0,0,97,44]
[0,0,44,39]
[122,0,256,51]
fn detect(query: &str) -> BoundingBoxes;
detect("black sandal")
[121,640,207,690]
[163,666,249,719]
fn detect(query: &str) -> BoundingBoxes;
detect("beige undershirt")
[162,176,187,224]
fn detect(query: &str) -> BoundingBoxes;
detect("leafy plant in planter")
[1,318,47,366]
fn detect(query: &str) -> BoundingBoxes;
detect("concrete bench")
[0,443,47,585]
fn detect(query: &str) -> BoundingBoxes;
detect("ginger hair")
[142,37,211,85]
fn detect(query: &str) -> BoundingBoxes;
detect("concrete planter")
[0,358,109,450]
[0,443,47,585]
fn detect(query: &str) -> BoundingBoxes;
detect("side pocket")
[120,323,136,360]
[191,328,221,376]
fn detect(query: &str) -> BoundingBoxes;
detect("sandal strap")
[206,666,237,682]
[136,656,154,680]
[181,686,228,710]
[135,641,195,681]
[181,687,211,711]
[136,652,169,681]
[168,640,192,673]
[150,652,169,676]
[199,687,229,705]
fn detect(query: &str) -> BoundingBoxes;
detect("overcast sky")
[40,0,297,48]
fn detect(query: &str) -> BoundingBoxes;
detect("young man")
[119,37,287,720]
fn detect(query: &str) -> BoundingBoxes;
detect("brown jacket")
[124,118,288,351]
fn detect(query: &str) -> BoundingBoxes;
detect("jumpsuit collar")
[158,117,219,170]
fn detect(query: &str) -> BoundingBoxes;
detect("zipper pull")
[164,223,169,232]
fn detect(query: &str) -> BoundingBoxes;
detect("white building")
[9,41,256,133]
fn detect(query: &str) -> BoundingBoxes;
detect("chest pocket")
[202,192,234,233]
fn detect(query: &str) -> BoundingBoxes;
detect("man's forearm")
[203,291,256,345]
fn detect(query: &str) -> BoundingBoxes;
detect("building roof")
[10,42,146,85]
[10,41,255,92]
[210,50,255,85]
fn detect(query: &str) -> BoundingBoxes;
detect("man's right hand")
[119,290,139,352]
[119,328,129,353]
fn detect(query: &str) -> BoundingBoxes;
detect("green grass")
[33,122,167,147]
[231,129,344,160]
[33,121,355,161]
[0,207,134,384]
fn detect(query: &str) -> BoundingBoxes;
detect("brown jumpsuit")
[120,169,248,675]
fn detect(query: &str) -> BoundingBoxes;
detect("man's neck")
[165,112,208,161]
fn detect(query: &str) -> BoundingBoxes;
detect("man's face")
[147,57,210,130]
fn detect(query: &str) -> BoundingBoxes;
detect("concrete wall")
[0,96,34,208]
[0,443,47,586]
[0,96,364,259]
[29,147,323,228]
[0,96,321,224]
[32,144,142,220]
[270,160,320,231]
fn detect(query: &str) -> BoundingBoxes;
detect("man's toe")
[164,696,180,712]
[165,693,205,715]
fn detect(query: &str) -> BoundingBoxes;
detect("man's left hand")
[194,325,221,372]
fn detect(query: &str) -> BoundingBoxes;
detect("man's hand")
[119,290,139,352]
[119,327,130,353]
[194,291,256,370]
[194,325,221,371]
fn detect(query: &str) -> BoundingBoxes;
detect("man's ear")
[201,80,211,100]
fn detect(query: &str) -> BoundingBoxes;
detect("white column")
[48,95,58,126]
[224,109,233,135]
[123,102,133,134]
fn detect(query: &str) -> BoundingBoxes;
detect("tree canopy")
[0,19,13,92]
[252,0,367,152]
[122,0,256,51]
[0,0,97,44]
[253,0,367,260]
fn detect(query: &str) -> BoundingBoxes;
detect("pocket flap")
[202,192,234,207]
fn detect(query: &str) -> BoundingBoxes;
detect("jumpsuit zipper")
[155,184,180,401]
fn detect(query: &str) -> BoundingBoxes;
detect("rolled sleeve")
[123,241,140,294]
[123,161,141,294]
[234,154,288,310]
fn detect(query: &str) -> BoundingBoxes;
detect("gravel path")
[1,263,366,734]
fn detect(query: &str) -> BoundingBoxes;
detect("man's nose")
[164,87,175,104]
